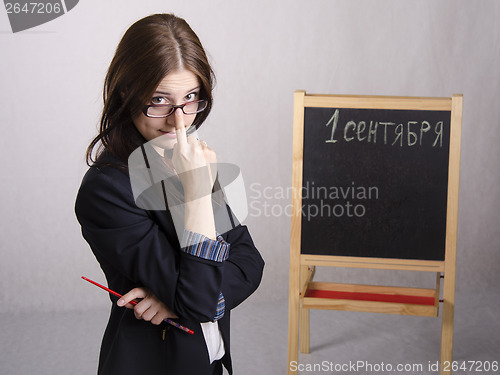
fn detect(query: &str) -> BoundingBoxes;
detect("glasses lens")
[147,105,174,118]
[145,101,207,117]
[183,100,207,115]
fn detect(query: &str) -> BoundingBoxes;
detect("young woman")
[75,14,264,375]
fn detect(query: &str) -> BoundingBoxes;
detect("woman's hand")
[172,108,217,199]
[171,108,217,239]
[117,287,178,325]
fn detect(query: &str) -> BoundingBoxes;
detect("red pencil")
[81,276,194,335]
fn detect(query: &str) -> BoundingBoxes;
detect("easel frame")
[287,91,463,375]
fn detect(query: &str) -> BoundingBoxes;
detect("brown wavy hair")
[86,13,215,167]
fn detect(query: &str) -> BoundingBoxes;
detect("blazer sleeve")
[75,166,264,322]
[220,224,265,310]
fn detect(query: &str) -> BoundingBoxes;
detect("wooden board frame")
[287,91,463,375]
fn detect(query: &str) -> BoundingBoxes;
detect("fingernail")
[117,299,124,306]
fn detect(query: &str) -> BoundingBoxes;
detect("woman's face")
[133,69,201,149]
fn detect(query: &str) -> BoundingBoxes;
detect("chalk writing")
[325,109,444,147]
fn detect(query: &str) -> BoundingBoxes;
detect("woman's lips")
[159,130,177,138]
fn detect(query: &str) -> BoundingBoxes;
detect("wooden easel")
[287,92,463,375]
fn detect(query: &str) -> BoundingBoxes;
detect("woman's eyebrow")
[153,86,201,96]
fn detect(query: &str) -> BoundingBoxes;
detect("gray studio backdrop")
[0,0,499,373]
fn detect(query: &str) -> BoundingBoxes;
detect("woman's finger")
[174,108,188,148]
[150,313,165,325]
[136,303,155,321]
[117,287,148,308]
[200,142,217,187]
[201,142,217,164]
[133,297,152,318]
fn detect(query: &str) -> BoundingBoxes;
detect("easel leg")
[288,295,299,374]
[300,302,310,353]
[440,272,456,374]
[288,265,300,374]
[440,299,454,374]
[440,93,461,374]
[299,265,313,354]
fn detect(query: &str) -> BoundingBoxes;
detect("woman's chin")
[152,133,177,149]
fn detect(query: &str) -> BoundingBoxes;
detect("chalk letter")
[325,109,339,143]
[380,122,395,144]
[344,120,356,142]
[407,121,418,146]
[392,123,403,147]
[420,121,431,145]
[368,121,378,143]
[357,121,366,141]
[433,121,443,147]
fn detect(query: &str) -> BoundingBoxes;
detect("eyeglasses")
[143,100,208,118]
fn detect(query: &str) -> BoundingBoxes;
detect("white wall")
[0,0,498,313]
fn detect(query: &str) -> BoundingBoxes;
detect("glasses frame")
[142,100,208,118]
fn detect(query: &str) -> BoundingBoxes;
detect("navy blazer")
[75,155,264,375]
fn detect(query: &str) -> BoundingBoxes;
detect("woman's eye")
[151,97,168,105]
[185,92,198,102]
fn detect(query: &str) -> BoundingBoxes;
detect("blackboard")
[300,106,451,260]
